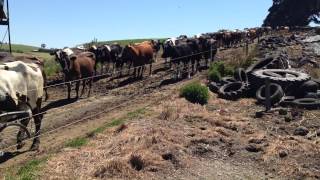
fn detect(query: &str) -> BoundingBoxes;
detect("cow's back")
[0,61,44,109]
[72,53,96,78]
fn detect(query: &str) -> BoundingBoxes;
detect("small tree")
[41,43,46,49]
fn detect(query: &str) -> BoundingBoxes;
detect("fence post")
[265,78,271,112]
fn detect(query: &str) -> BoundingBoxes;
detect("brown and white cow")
[52,48,96,99]
[0,61,45,150]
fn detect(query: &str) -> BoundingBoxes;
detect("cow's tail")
[42,70,49,101]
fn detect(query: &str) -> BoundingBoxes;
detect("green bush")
[224,65,235,76]
[208,61,235,82]
[180,82,209,105]
[208,69,221,82]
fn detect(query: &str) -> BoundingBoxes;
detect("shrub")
[208,61,235,82]
[208,69,221,82]
[209,61,225,73]
[224,65,235,76]
[180,82,209,105]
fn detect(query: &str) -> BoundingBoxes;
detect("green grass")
[90,108,147,136]
[5,157,48,180]
[65,137,89,148]
[208,61,235,82]
[127,108,147,119]
[0,44,39,53]
[85,38,168,47]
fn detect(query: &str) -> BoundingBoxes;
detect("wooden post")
[265,78,271,112]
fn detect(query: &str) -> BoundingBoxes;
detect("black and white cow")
[0,61,45,150]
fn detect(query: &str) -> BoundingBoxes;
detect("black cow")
[162,42,194,79]
[89,45,112,75]
[89,44,124,75]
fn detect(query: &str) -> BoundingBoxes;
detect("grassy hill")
[87,38,168,47]
[0,44,39,53]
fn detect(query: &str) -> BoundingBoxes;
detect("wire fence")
[0,68,194,152]
[0,34,259,152]
[0,53,202,152]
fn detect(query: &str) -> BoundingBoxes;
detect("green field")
[88,38,167,47]
[0,43,39,53]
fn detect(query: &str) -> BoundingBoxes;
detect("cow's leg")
[177,62,181,79]
[188,61,191,79]
[112,63,116,76]
[67,82,71,100]
[30,99,42,151]
[16,116,31,150]
[100,62,104,75]
[80,79,86,97]
[75,81,80,99]
[149,63,153,76]
[88,78,93,97]
[94,62,98,75]
[132,67,136,78]
[43,72,49,101]
[174,62,178,80]
[140,66,144,78]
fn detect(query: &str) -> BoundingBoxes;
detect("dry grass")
[40,95,254,179]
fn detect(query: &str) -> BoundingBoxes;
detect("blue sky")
[0,0,272,48]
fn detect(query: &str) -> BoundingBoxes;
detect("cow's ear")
[70,55,77,61]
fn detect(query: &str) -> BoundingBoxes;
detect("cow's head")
[52,49,71,74]
[161,42,174,59]
[120,45,132,60]
[151,40,161,53]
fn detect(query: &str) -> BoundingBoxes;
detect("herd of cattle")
[0,26,287,150]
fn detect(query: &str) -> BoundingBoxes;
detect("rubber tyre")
[280,96,296,107]
[221,77,237,85]
[218,82,248,100]
[246,57,274,73]
[296,80,319,98]
[234,68,248,83]
[293,98,320,110]
[209,81,222,93]
[256,83,285,105]
[252,69,310,85]
[305,92,318,99]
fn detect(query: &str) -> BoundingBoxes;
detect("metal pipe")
[6,0,11,54]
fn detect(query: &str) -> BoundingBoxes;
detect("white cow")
[0,61,44,150]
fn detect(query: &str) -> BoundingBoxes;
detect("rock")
[284,115,293,122]
[248,138,263,144]
[255,111,264,118]
[294,126,309,136]
[316,129,320,136]
[279,150,288,158]
[245,144,262,152]
[279,109,288,115]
